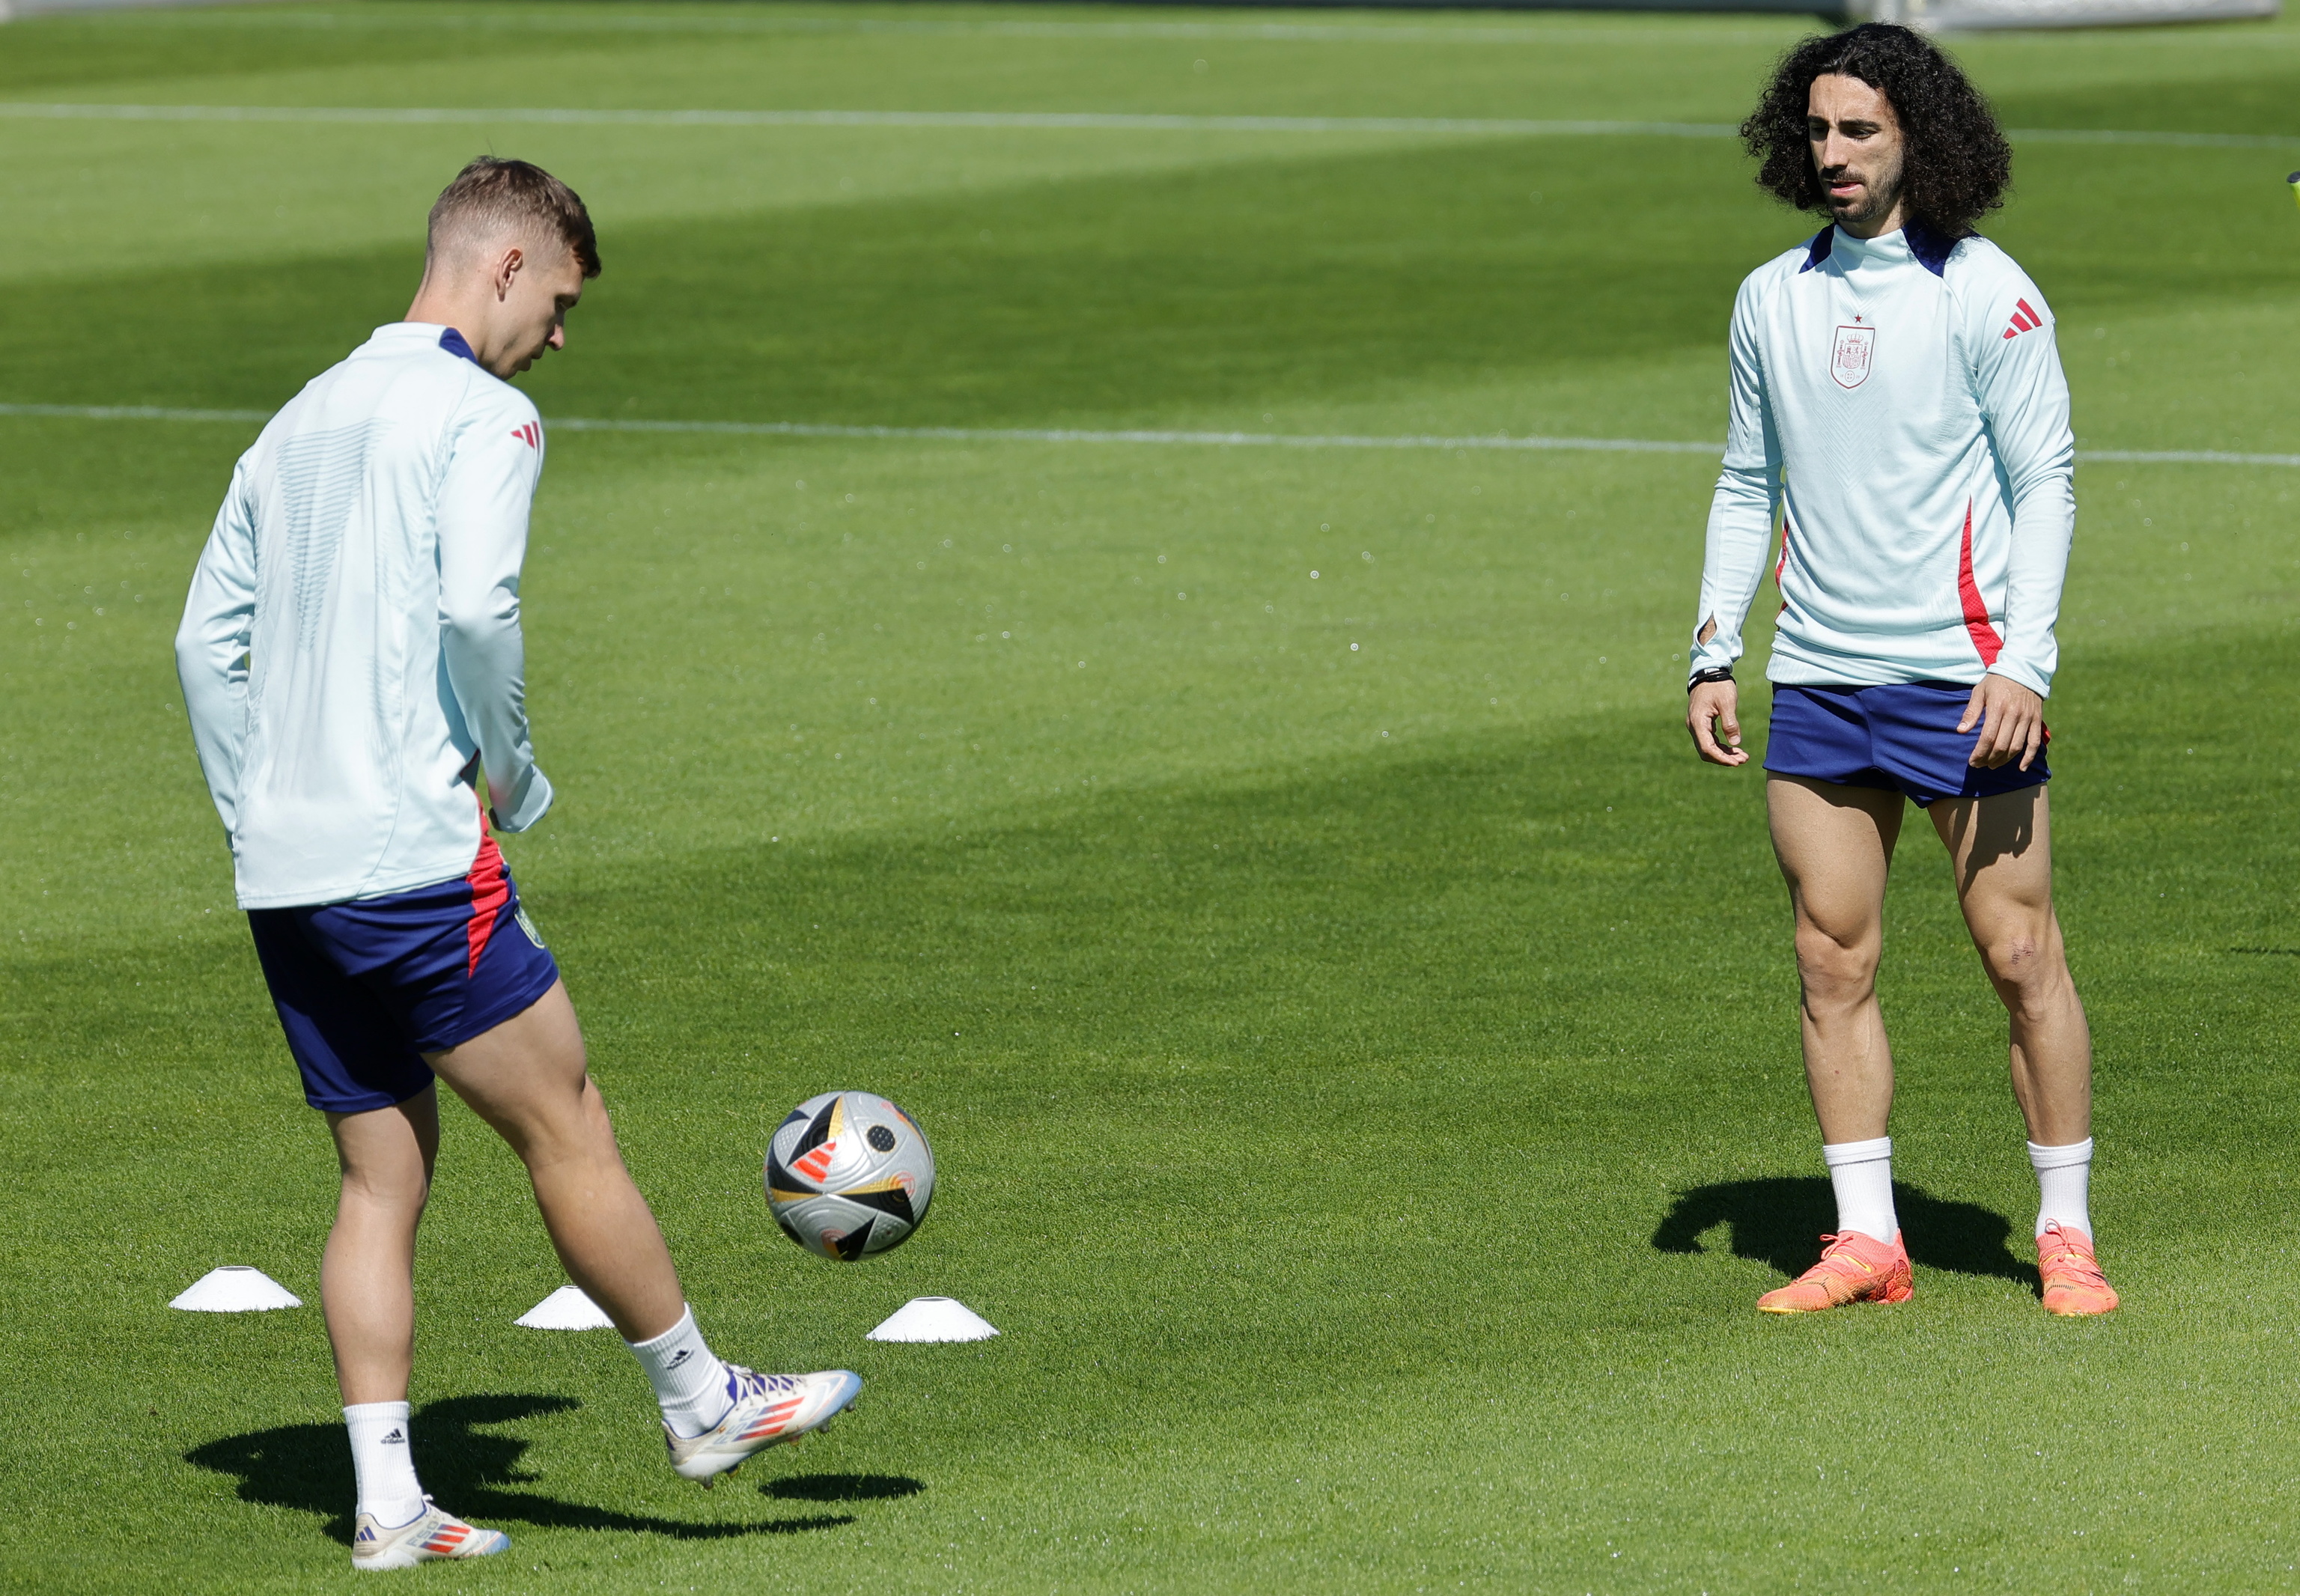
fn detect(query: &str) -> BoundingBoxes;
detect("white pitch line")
[0,402,269,424]
[2078,446,2300,466]
[1,402,2293,468]
[2012,126,2300,149]
[0,403,1715,454]
[548,416,1724,455]
[0,101,2288,150]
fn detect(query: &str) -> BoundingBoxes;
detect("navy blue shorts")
[246,835,561,1114]
[1764,682,2050,808]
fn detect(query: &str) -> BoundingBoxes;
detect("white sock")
[626,1305,732,1439]
[1822,1136,1897,1243]
[2028,1137,2094,1239]
[344,1401,425,1529]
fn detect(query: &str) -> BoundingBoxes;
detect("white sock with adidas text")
[344,1401,425,1529]
[626,1305,732,1439]
[1822,1136,1897,1243]
[2028,1137,2094,1239]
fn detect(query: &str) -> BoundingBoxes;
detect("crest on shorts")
[1831,324,1876,389]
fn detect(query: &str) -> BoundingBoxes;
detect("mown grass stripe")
[4,402,2295,468]
[0,103,1745,138]
[61,7,2300,48]
[0,102,2290,149]
[51,9,1879,45]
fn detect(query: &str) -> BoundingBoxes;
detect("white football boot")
[664,1365,863,1486]
[350,1497,509,1571]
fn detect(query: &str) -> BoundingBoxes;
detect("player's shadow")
[185,1393,856,1545]
[1651,1177,2037,1290]
[764,1472,926,1503]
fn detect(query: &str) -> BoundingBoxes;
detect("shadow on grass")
[185,1393,854,1545]
[1652,1178,2037,1290]
[764,1472,926,1504]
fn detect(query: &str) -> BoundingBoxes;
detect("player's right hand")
[1687,680,1747,766]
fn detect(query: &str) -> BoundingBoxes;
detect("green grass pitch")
[4,2,2300,1589]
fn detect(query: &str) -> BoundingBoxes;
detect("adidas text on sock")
[344,1401,425,1529]
[626,1305,732,1438]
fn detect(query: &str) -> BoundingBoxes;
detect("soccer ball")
[764,1091,936,1260]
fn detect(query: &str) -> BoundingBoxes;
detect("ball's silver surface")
[764,1091,936,1260]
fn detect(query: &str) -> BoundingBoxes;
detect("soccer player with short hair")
[177,158,862,1571]
[1685,26,2118,1318]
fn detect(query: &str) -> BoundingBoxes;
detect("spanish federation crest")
[1831,323,1876,389]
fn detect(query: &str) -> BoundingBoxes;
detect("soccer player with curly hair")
[1684,25,2118,1318]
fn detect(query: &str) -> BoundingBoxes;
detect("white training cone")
[515,1285,616,1330]
[867,1296,1000,1343]
[170,1266,302,1312]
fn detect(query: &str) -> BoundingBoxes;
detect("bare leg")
[423,981,685,1342]
[1929,785,2092,1145]
[323,1088,440,1406]
[1768,775,1906,1142]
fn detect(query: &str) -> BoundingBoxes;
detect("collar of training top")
[436,326,481,365]
[1799,219,1964,278]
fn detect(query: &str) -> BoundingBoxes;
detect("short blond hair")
[426,157,601,278]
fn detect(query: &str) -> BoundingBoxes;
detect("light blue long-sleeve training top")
[176,323,553,910]
[1688,222,2076,697]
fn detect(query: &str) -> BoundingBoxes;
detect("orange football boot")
[2036,1222,2119,1316]
[1756,1230,1914,1314]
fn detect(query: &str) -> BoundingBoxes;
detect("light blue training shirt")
[177,323,554,910]
[1689,221,2076,698]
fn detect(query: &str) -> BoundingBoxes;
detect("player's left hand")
[1958,673,2045,770]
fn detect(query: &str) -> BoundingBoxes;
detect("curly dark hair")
[1741,23,2011,237]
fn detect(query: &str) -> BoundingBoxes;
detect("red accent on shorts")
[1956,501,2004,666]
[466,825,509,978]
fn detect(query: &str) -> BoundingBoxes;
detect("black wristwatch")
[1687,666,1735,692]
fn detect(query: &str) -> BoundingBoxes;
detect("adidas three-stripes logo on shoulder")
[2001,298,2045,340]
